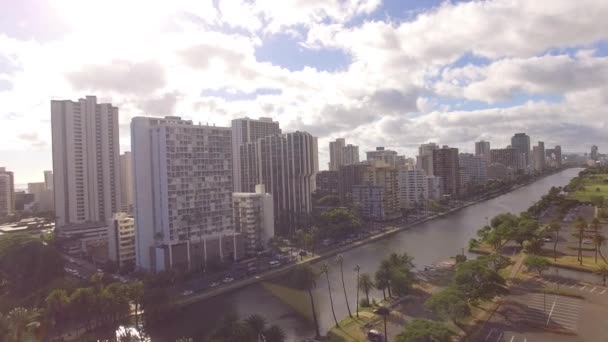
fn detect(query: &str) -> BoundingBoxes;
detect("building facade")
[366,147,398,166]
[132,116,237,272]
[343,144,360,165]
[233,185,274,256]
[51,96,121,241]
[0,167,15,217]
[459,153,488,190]
[108,213,136,268]
[329,138,345,171]
[511,133,530,167]
[240,131,318,236]
[432,146,460,197]
[591,145,599,161]
[490,148,518,170]
[475,140,491,163]
[44,170,53,190]
[231,117,281,192]
[417,143,438,176]
[353,161,400,220]
[337,162,368,202]
[398,168,443,209]
[532,141,546,173]
[120,152,134,213]
[316,170,339,196]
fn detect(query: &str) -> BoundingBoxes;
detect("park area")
[566,172,608,203]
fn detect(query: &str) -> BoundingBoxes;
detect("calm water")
[151,168,582,341]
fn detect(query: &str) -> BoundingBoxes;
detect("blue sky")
[1,0,608,184]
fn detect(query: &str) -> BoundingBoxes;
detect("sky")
[1,0,608,185]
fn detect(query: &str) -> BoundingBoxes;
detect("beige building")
[366,147,398,166]
[109,213,136,268]
[119,152,134,213]
[0,167,15,217]
[240,131,318,235]
[233,185,274,256]
[417,142,438,176]
[329,138,345,171]
[51,96,121,239]
[231,117,281,192]
[132,116,239,272]
[343,144,360,166]
[353,161,400,220]
[432,146,460,197]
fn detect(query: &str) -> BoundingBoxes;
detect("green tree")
[335,254,352,318]
[359,273,374,304]
[290,264,320,338]
[575,217,587,265]
[395,319,453,342]
[45,288,70,328]
[424,288,471,323]
[128,281,144,328]
[321,262,339,327]
[263,325,286,342]
[547,221,561,261]
[452,259,507,303]
[245,314,267,341]
[593,233,608,264]
[5,307,40,342]
[524,255,550,276]
[375,262,391,299]
[523,237,544,255]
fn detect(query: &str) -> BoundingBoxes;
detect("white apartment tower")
[119,152,134,213]
[417,142,438,176]
[233,184,274,256]
[398,168,443,209]
[109,213,136,268]
[343,144,360,165]
[240,131,318,236]
[231,117,281,192]
[44,170,53,190]
[132,116,236,272]
[51,96,121,231]
[0,167,15,217]
[329,138,345,171]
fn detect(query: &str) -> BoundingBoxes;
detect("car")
[209,282,221,288]
[181,290,193,296]
[583,239,593,244]
[269,260,281,268]
[542,237,552,242]
[222,277,234,283]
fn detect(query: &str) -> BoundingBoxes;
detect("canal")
[151,168,582,341]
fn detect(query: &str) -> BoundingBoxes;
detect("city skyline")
[2,0,608,184]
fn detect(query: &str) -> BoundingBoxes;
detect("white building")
[109,213,136,268]
[119,152,134,213]
[329,138,345,171]
[343,144,360,166]
[417,142,438,176]
[132,116,238,272]
[44,170,53,190]
[27,181,54,212]
[532,142,546,173]
[459,153,488,188]
[398,169,443,209]
[366,147,398,166]
[475,140,491,163]
[233,184,274,255]
[0,167,15,217]
[231,117,281,192]
[51,96,121,235]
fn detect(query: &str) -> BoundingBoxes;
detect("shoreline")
[176,168,573,308]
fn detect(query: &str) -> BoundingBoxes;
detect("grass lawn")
[540,252,608,272]
[261,281,314,321]
[327,309,376,342]
[568,173,608,202]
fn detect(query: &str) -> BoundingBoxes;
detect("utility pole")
[354,264,361,317]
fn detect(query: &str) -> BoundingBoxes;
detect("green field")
[568,173,608,202]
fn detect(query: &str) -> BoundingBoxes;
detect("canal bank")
[150,168,582,342]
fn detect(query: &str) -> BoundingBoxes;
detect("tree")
[128,281,144,328]
[46,288,70,328]
[595,265,608,286]
[245,314,267,341]
[395,319,453,342]
[375,263,390,300]
[290,264,320,338]
[593,233,608,264]
[264,325,286,342]
[335,255,352,318]
[524,255,550,276]
[523,237,544,255]
[424,288,471,323]
[575,217,587,265]
[359,273,374,305]
[354,264,360,317]
[452,259,507,303]
[5,307,40,342]
[321,262,339,327]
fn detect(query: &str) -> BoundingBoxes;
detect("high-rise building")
[459,153,488,188]
[353,161,400,220]
[337,162,368,203]
[329,138,345,171]
[44,170,53,191]
[397,168,443,209]
[532,141,546,173]
[417,143,438,176]
[545,146,563,168]
[51,96,121,235]
[119,152,134,213]
[233,184,274,256]
[432,146,460,197]
[475,140,491,163]
[240,131,318,236]
[0,167,15,217]
[316,170,339,196]
[108,213,136,269]
[132,116,238,272]
[343,144,360,165]
[511,133,530,167]
[366,147,398,166]
[231,117,281,192]
[591,145,599,161]
[490,148,518,169]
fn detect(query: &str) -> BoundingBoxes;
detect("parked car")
[269,260,281,268]
[209,282,221,288]
[367,329,384,342]
[181,290,193,296]
[583,239,593,244]
[222,277,234,283]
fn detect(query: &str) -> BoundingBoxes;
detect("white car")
[583,239,593,244]
[209,282,221,288]
[181,290,193,296]
[222,277,234,283]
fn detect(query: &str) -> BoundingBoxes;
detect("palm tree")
[548,221,561,262]
[594,233,608,264]
[291,264,320,338]
[246,314,267,341]
[321,262,339,327]
[45,288,69,327]
[374,268,389,300]
[354,264,361,317]
[376,306,390,341]
[263,325,286,342]
[377,260,393,297]
[336,254,352,318]
[360,273,375,304]
[6,307,40,342]
[128,281,144,328]
[595,265,608,286]
[575,218,587,265]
